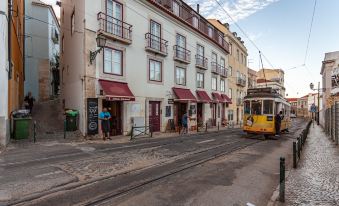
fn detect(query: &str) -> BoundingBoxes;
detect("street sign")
[310,104,317,113]
[168,99,174,104]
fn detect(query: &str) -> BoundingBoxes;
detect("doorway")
[103,100,122,136]
[149,101,161,132]
[197,103,203,125]
[236,108,239,124]
[175,103,187,126]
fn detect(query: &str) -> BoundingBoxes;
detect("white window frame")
[149,59,162,82]
[176,66,186,85]
[104,48,123,75]
[212,77,217,91]
[197,72,204,88]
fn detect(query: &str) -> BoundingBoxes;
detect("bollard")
[297,138,301,159]
[150,125,153,138]
[197,123,199,133]
[33,121,37,143]
[218,122,220,131]
[178,125,181,135]
[279,157,285,202]
[205,122,208,132]
[64,120,66,139]
[293,142,297,168]
[130,126,134,140]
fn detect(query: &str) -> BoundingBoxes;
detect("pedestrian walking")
[181,112,189,135]
[99,108,112,141]
[275,111,283,136]
[24,92,35,114]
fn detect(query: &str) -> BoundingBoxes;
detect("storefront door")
[221,103,225,120]
[176,103,187,126]
[197,103,203,125]
[103,100,122,136]
[149,101,161,132]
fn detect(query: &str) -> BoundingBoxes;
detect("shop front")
[172,88,197,131]
[221,94,232,125]
[98,80,135,136]
[196,90,212,127]
[212,92,223,126]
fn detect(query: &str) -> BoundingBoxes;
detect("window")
[176,34,186,59]
[104,48,123,75]
[236,71,240,78]
[106,0,123,36]
[220,79,225,92]
[192,16,198,28]
[244,101,250,114]
[263,100,274,115]
[212,77,217,90]
[237,49,239,61]
[149,59,162,82]
[71,10,75,35]
[150,20,161,50]
[241,53,243,64]
[228,66,232,76]
[173,1,180,16]
[212,52,217,63]
[229,43,233,55]
[220,58,225,68]
[208,25,213,37]
[176,67,186,85]
[197,73,204,88]
[197,44,204,57]
[228,88,232,99]
[251,100,262,115]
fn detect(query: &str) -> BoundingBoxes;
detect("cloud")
[184,0,279,23]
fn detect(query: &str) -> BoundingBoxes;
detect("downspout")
[8,0,12,80]
[23,0,25,82]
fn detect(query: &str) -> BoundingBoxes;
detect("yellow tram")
[243,88,291,136]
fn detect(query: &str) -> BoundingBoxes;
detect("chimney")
[223,23,230,30]
[197,4,200,14]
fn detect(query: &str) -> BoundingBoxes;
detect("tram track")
[1,129,243,168]
[8,133,264,206]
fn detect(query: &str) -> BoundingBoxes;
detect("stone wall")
[38,59,51,102]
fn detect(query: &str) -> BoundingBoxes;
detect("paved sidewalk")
[282,124,339,205]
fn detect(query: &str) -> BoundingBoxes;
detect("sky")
[41,0,339,98]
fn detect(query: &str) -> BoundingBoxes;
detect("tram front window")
[251,100,262,115]
[244,101,251,114]
[263,100,274,115]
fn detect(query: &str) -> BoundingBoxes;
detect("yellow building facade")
[8,0,25,115]
[209,20,248,124]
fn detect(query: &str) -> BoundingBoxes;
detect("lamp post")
[90,35,107,65]
[309,82,321,125]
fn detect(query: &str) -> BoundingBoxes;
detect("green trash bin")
[65,110,79,131]
[13,118,32,140]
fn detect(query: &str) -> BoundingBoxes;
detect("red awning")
[221,94,232,104]
[196,90,212,103]
[172,87,197,102]
[212,92,223,102]
[99,79,135,101]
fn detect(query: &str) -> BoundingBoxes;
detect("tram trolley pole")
[279,157,285,202]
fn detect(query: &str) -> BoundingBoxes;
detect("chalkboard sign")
[166,119,175,132]
[87,98,98,135]
[165,106,171,117]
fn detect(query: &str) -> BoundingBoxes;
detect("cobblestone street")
[283,124,339,206]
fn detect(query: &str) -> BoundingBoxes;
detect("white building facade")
[0,0,9,146]
[24,0,60,102]
[60,0,230,136]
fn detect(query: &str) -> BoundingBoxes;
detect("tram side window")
[263,100,274,115]
[244,101,251,114]
[251,100,262,115]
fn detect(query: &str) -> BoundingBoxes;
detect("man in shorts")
[99,108,112,140]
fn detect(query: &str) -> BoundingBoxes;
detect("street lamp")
[309,82,321,125]
[90,35,107,65]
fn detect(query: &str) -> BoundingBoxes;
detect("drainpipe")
[8,0,12,80]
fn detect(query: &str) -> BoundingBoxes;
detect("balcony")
[173,45,191,64]
[97,12,132,45]
[145,33,168,56]
[195,55,208,70]
[236,98,244,106]
[211,62,220,74]
[219,66,228,78]
[236,77,247,87]
[149,0,229,54]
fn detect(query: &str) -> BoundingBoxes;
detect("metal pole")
[218,122,220,131]
[332,105,335,141]
[64,120,66,139]
[279,157,285,202]
[33,121,37,143]
[150,125,153,138]
[130,126,134,140]
[293,142,297,168]
[205,122,208,132]
[317,82,320,125]
[336,102,339,145]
